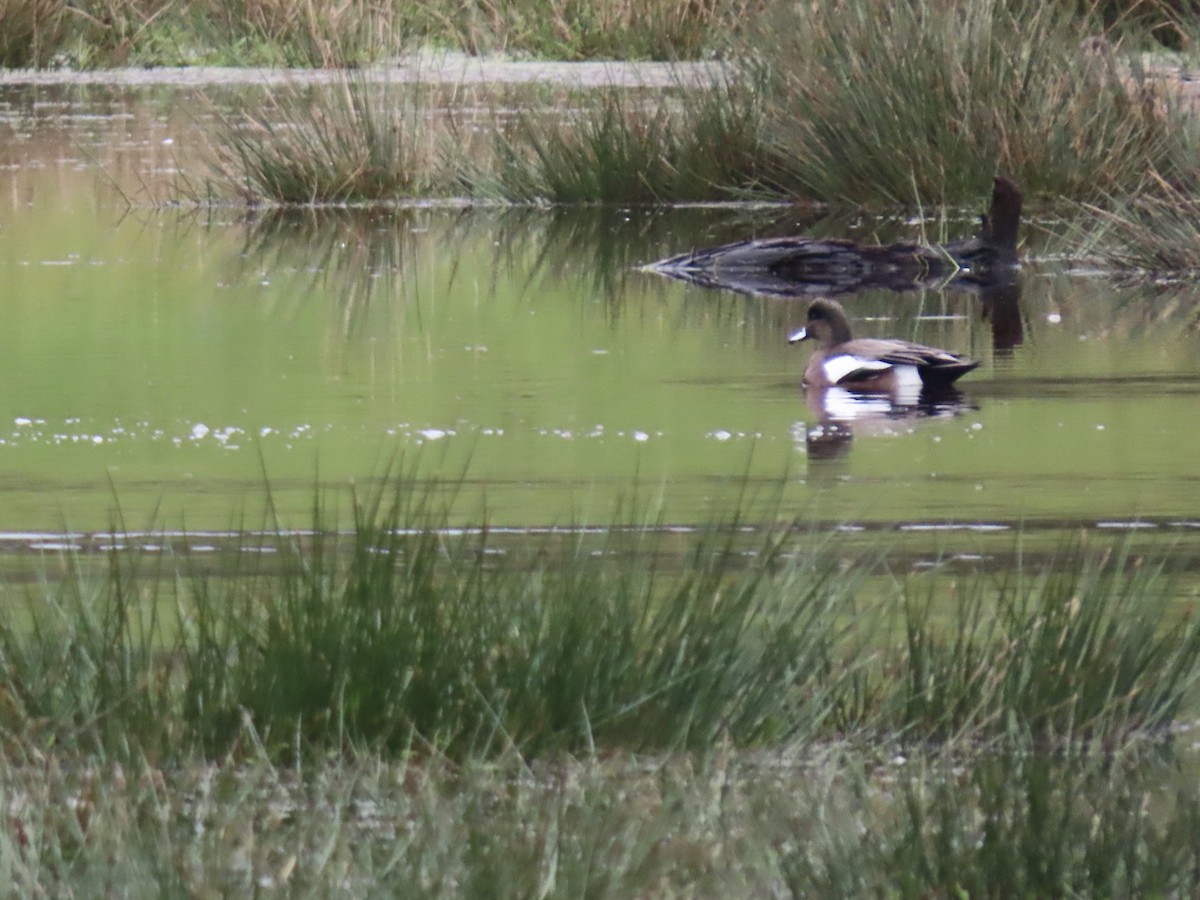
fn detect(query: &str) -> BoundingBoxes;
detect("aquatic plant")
[1066,172,1200,274]
[473,73,769,204]
[0,0,72,67]
[198,76,455,204]
[396,0,749,61]
[752,0,1182,205]
[189,0,401,67]
[1,471,1199,763]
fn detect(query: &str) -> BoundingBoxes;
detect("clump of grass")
[5,741,1200,895]
[1,473,1200,764]
[1067,172,1200,273]
[181,2,1199,208]
[752,0,1181,205]
[199,77,458,205]
[190,0,400,68]
[476,73,770,204]
[405,0,751,61]
[199,68,770,206]
[0,0,72,67]
[0,474,861,761]
[780,747,1200,897]
[178,484,857,758]
[872,541,1200,743]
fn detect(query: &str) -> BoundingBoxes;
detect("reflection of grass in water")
[228,204,816,335]
[235,206,426,339]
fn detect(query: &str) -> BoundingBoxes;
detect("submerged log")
[646,177,1022,299]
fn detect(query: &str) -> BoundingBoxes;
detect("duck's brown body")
[790,298,978,390]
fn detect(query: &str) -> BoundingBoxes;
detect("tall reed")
[1067,170,1200,273]
[753,0,1180,205]
[190,0,400,67]
[475,73,769,204]
[0,476,1198,763]
[0,0,72,67]
[779,746,1200,897]
[200,76,454,205]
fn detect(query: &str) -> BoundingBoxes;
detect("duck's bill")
[787,327,808,344]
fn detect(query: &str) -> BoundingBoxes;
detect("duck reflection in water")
[790,298,979,461]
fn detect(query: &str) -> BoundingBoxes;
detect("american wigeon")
[789,298,978,390]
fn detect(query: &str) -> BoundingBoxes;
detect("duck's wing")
[821,353,893,384]
[846,338,970,369]
[841,339,979,385]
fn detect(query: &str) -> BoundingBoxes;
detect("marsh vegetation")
[0,0,751,67]
[2,476,1200,893]
[7,1,1200,895]
[176,0,1200,280]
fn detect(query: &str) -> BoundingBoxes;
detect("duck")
[789,298,978,391]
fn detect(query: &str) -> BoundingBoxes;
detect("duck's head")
[788,298,854,346]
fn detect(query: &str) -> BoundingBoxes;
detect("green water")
[2,84,1199,546]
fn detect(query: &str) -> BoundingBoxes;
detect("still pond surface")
[1,81,1198,557]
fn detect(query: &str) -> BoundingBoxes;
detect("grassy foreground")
[5,745,1200,895]
[0,475,1199,892]
[2,476,1199,762]
[0,474,1199,892]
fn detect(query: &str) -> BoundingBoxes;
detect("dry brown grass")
[0,0,72,67]
[0,0,748,68]
[435,0,755,59]
[193,0,401,67]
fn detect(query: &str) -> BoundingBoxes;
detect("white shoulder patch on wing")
[822,354,892,384]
